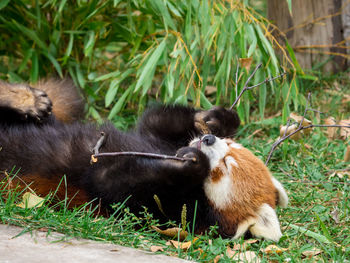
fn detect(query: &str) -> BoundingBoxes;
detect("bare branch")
[92,151,195,163]
[92,132,106,155]
[229,64,286,110]
[230,63,262,110]
[265,123,350,165]
[265,93,350,165]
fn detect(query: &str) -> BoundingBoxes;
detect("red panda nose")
[202,134,216,146]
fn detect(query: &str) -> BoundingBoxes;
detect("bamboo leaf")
[149,0,176,30]
[108,86,133,119]
[105,80,119,107]
[255,26,279,73]
[94,71,121,82]
[12,20,47,50]
[0,0,10,10]
[135,39,166,93]
[285,39,304,74]
[63,33,74,65]
[43,51,63,78]
[84,31,95,57]
[105,69,134,107]
[30,52,39,83]
[200,91,212,109]
[18,49,33,73]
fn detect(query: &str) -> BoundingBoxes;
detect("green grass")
[1,109,349,262]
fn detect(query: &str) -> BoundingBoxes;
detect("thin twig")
[229,64,286,110]
[265,93,350,165]
[93,152,195,162]
[245,71,286,90]
[92,132,106,155]
[266,124,350,165]
[230,63,262,110]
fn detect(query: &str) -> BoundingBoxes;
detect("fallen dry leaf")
[302,248,322,258]
[339,120,350,139]
[342,94,350,104]
[150,245,164,252]
[239,57,253,71]
[17,192,45,208]
[227,248,261,263]
[245,239,259,244]
[329,171,350,179]
[261,244,287,254]
[330,207,340,224]
[324,117,337,139]
[232,243,247,251]
[168,238,198,250]
[151,226,188,240]
[280,124,302,140]
[290,112,312,127]
[213,255,222,263]
[345,146,350,162]
[37,227,49,232]
[226,247,238,259]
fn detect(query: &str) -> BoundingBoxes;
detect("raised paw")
[29,88,52,121]
[2,83,52,122]
[194,106,240,137]
[175,147,210,181]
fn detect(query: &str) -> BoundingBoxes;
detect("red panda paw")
[175,147,210,180]
[4,84,53,122]
[194,106,240,137]
[29,88,53,120]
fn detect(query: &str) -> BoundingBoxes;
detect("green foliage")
[0,0,296,124]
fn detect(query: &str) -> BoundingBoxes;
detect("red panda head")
[189,135,288,241]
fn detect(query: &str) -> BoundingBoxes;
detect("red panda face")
[189,135,288,241]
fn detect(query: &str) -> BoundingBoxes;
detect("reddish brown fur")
[33,79,85,123]
[11,174,90,208]
[210,140,277,233]
[210,163,226,183]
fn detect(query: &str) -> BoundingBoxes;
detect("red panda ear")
[234,203,282,242]
[224,155,239,170]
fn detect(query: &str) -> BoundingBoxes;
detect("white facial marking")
[271,177,289,208]
[189,136,229,169]
[234,203,282,242]
[189,136,234,209]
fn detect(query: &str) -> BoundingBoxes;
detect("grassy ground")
[0,85,349,262]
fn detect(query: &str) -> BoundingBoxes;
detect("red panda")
[0,79,287,241]
[190,136,288,241]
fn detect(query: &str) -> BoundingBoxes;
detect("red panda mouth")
[196,139,201,150]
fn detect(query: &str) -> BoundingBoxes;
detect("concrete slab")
[0,224,192,263]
